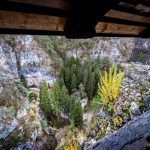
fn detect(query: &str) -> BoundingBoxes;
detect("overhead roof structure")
[0,0,150,38]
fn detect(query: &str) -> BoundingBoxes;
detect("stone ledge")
[86,110,150,150]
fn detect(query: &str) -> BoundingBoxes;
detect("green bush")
[28,92,38,101]
[91,95,102,110]
[16,82,29,97]
[20,74,28,89]
[6,106,16,116]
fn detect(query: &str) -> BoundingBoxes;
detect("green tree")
[83,69,88,88]
[58,76,65,88]
[71,101,83,127]
[39,81,50,114]
[61,85,70,113]
[86,72,96,101]
[50,82,61,109]
[64,68,71,92]
[71,74,77,93]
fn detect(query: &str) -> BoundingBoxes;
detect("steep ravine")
[0,35,150,150]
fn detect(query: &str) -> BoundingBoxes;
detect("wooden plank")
[96,22,146,35]
[105,9,150,23]
[100,17,150,27]
[5,0,71,10]
[0,10,66,31]
[0,28,65,35]
[0,1,69,17]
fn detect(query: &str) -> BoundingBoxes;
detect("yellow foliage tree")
[64,136,77,150]
[98,65,124,111]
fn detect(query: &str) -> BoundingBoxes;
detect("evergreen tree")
[71,74,77,93]
[64,68,71,91]
[76,66,82,86]
[51,82,61,108]
[39,81,50,114]
[86,72,96,101]
[71,101,83,127]
[61,85,70,113]
[58,76,65,88]
[83,69,88,88]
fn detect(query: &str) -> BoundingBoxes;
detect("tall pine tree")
[39,81,50,114]
[71,101,83,127]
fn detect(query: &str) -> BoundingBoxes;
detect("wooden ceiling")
[0,0,150,38]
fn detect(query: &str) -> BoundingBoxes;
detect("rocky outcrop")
[0,35,56,87]
[122,63,150,89]
[86,110,150,150]
[84,62,150,149]
[91,38,135,62]
[0,81,57,150]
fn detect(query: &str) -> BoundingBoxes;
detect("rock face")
[0,81,57,150]
[0,35,56,87]
[122,63,150,89]
[86,110,150,150]
[91,38,135,62]
[84,62,150,149]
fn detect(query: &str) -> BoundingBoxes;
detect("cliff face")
[0,36,150,86]
[0,35,58,149]
[0,35,56,87]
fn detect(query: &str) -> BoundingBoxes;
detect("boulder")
[130,102,140,115]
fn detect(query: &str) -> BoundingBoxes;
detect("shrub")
[112,116,123,128]
[16,82,29,97]
[64,135,77,150]
[20,74,28,89]
[28,92,38,101]
[6,106,16,116]
[98,65,124,112]
[91,95,102,110]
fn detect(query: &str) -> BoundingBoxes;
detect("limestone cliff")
[0,35,56,87]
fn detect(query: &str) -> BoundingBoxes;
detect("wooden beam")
[0,1,69,17]
[140,27,150,37]
[65,0,121,38]
[96,22,146,35]
[0,28,64,35]
[6,0,71,10]
[0,10,66,31]
[105,10,150,24]
[100,16,150,27]
[95,33,141,37]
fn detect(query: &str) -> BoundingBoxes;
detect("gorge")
[0,35,150,150]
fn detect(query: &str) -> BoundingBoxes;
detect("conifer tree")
[86,72,95,101]
[61,85,70,113]
[39,81,50,114]
[71,74,77,92]
[71,101,83,127]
